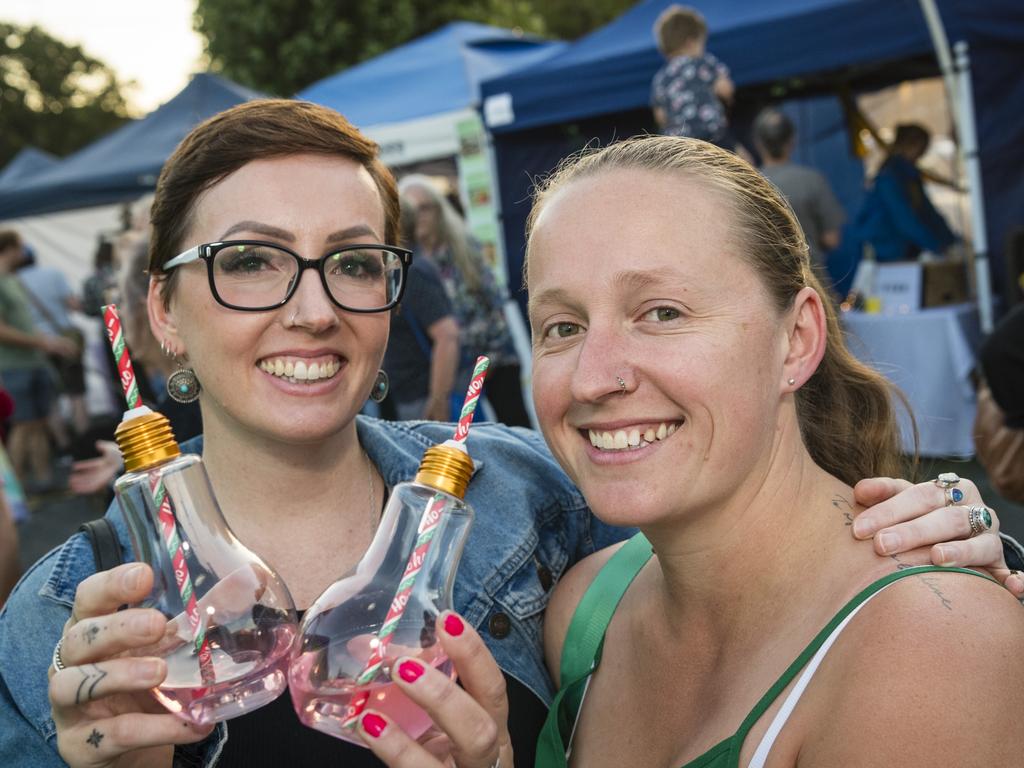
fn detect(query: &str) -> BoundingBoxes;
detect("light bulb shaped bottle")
[289,441,475,745]
[113,406,298,725]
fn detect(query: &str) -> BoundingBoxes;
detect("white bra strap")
[746,579,903,768]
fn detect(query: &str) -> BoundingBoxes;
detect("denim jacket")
[0,417,630,767]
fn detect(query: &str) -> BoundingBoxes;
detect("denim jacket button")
[488,612,512,639]
[536,565,553,592]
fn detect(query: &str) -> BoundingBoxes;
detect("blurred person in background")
[15,244,89,442]
[651,5,737,152]
[381,192,460,421]
[0,230,78,493]
[753,108,846,278]
[399,176,531,426]
[68,237,202,497]
[855,123,957,263]
[974,304,1024,511]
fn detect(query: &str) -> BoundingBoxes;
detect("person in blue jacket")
[856,123,957,262]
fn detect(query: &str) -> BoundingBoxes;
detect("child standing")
[650,5,735,149]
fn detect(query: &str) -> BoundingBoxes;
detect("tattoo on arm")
[86,728,104,748]
[75,665,108,705]
[831,494,855,526]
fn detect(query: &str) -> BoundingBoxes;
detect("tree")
[193,0,634,98]
[0,23,133,169]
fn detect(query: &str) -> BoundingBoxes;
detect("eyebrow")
[218,221,381,243]
[529,269,686,311]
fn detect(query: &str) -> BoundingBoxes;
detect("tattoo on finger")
[86,729,104,748]
[75,665,108,705]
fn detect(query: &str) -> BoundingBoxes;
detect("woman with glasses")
[0,101,1016,768]
[355,137,1024,768]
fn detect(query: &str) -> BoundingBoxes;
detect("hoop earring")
[167,362,201,404]
[369,370,389,403]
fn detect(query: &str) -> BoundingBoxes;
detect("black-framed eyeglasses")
[162,240,412,313]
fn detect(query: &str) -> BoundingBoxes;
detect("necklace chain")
[363,449,379,538]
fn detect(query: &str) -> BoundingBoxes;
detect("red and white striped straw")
[341,356,490,729]
[101,304,214,687]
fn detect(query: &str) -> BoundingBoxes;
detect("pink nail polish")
[398,659,424,683]
[443,613,464,636]
[362,712,387,738]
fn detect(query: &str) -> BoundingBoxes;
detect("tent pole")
[954,41,994,332]
[917,0,961,119]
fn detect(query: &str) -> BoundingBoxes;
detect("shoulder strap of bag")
[535,533,653,767]
[79,518,124,571]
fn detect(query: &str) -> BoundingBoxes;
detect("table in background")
[841,303,981,457]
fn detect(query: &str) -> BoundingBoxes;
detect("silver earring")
[787,378,796,386]
[167,362,201,403]
[159,339,173,358]
[369,369,389,403]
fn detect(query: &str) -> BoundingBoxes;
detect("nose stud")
[616,376,626,394]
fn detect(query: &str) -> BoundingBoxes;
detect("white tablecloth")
[841,303,981,457]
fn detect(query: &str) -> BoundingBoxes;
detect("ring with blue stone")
[934,472,964,506]
[967,504,993,537]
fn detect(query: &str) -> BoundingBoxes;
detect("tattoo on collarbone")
[831,494,855,526]
[75,665,108,705]
[86,728,104,748]
[889,553,953,611]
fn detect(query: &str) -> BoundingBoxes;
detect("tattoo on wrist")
[86,728,104,748]
[75,665,108,704]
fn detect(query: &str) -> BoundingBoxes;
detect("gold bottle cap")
[414,442,474,499]
[114,407,181,472]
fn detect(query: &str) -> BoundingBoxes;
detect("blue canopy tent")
[0,73,264,220]
[0,147,57,185]
[299,22,564,249]
[481,0,1024,313]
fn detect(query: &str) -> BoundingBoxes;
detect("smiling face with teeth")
[149,153,391,445]
[527,167,793,528]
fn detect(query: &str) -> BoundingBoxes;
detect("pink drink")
[289,650,455,745]
[152,623,296,725]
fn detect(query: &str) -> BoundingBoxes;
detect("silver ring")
[934,472,961,489]
[967,504,993,537]
[942,486,965,506]
[51,636,67,672]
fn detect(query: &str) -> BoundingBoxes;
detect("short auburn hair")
[148,99,400,306]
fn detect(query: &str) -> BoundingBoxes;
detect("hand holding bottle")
[48,563,214,768]
[353,611,512,768]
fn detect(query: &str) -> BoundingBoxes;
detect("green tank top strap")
[727,564,993,757]
[536,533,654,768]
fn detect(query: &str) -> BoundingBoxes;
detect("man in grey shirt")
[754,108,846,272]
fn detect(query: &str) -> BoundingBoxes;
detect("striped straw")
[453,356,490,444]
[101,305,214,687]
[341,356,490,729]
[102,305,142,410]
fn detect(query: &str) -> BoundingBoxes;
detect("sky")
[4,0,204,115]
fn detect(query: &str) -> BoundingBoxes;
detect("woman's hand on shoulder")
[804,571,1024,766]
[355,611,511,768]
[49,563,213,767]
[850,476,1023,597]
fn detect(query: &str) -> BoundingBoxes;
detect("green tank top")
[535,533,991,768]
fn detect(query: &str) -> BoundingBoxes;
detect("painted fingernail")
[876,532,900,554]
[397,659,424,683]
[361,712,387,738]
[443,613,464,637]
[122,564,146,591]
